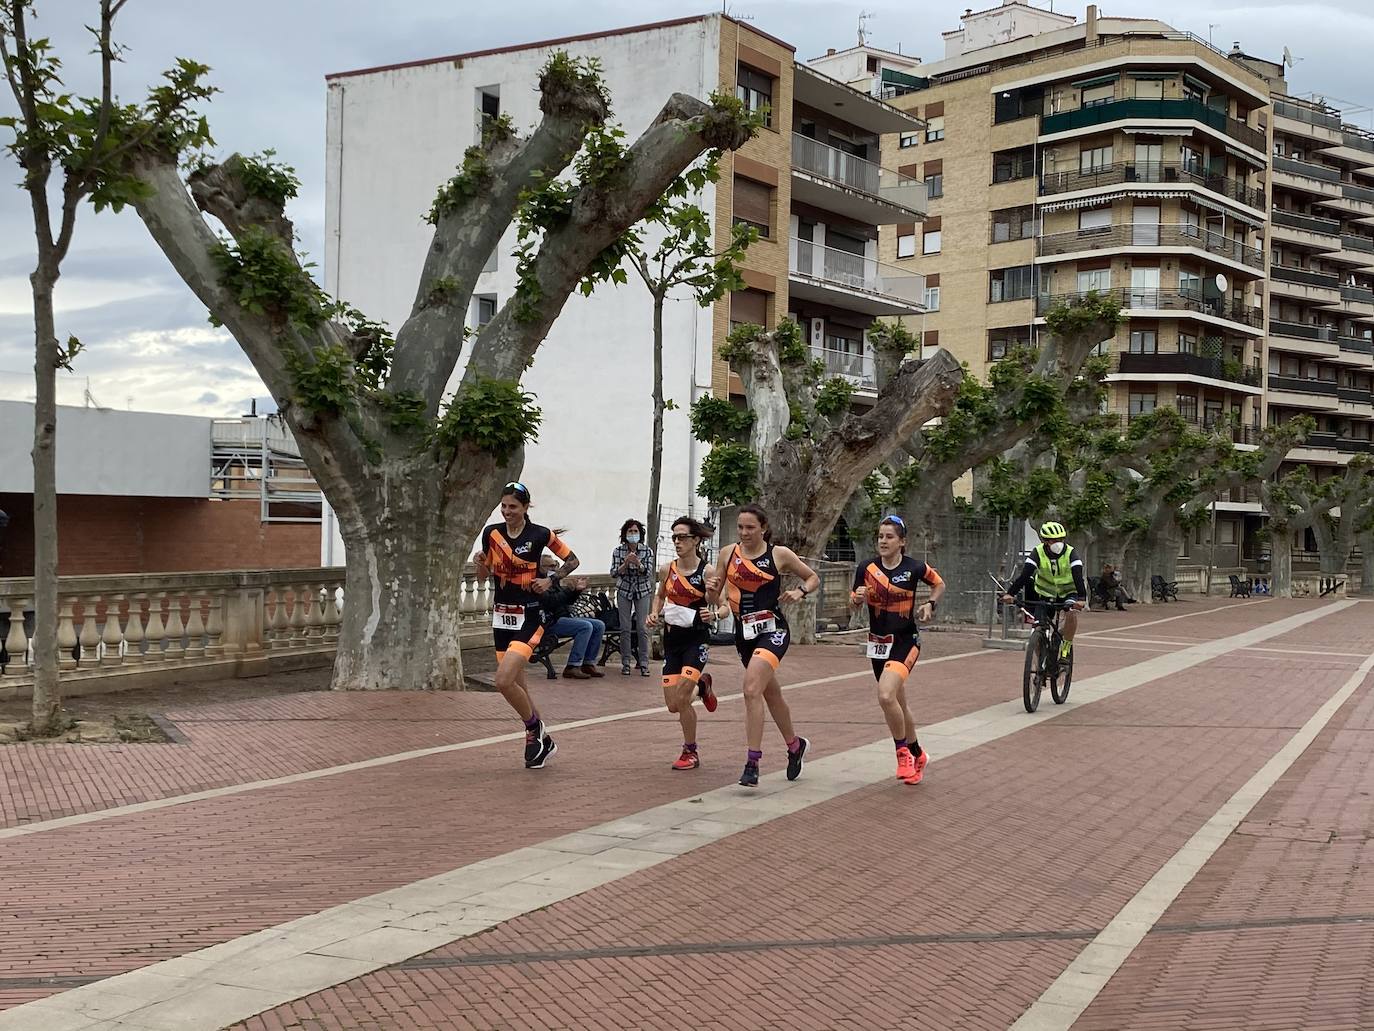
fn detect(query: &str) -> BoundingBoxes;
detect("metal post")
[1205,500,1218,595]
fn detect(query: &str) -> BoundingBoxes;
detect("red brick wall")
[0,493,320,576]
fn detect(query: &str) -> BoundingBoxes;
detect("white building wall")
[322,18,725,568]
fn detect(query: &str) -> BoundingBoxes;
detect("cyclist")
[707,504,820,788]
[472,482,579,770]
[1001,520,1086,659]
[646,517,720,771]
[851,515,945,785]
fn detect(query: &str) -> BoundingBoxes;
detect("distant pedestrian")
[611,518,655,676]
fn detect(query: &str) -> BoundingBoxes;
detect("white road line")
[3,602,1352,1031]
[1011,637,1374,1031]
[1243,646,1372,658]
[1078,598,1268,638]
[0,651,994,842]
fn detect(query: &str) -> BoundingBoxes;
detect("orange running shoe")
[672,749,700,771]
[896,746,916,782]
[906,748,929,786]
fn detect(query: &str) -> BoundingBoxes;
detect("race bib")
[663,602,698,628]
[492,604,525,631]
[741,610,776,640]
[866,633,894,659]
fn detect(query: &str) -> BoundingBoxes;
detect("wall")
[0,401,212,497]
[324,17,726,566]
[0,494,319,577]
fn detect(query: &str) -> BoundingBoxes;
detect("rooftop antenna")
[1208,23,1219,47]
[82,378,107,411]
[858,10,876,47]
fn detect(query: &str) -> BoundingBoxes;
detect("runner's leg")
[762,669,796,743]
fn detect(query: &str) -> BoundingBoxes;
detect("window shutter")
[924,215,942,232]
[923,159,943,176]
[730,289,768,326]
[926,273,940,287]
[734,177,772,228]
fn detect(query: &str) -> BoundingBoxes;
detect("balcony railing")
[1338,437,1374,453]
[1036,222,1263,268]
[1273,156,1342,184]
[1103,411,1264,445]
[1036,288,1263,329]
[790,134,926,211]
[1342,235,1374,255]
[1272,209,1342,236]
[1339,336,1374,354]
[1341,284,1374,306]
[1271,265,1341,289]
[1269,375,1340,396]
[1040,98,1266,152]
[1305,431,1340,449]
[789,239,925,306]
[1116,351,1262,386]
[1273,97,1344,132]
[1039,161,1264,209]
[1344,183,1374,205]
[812,345,876,389]
[1270,320,1339,342]
[1338,386,1374,404]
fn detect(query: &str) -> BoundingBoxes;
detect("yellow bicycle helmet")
[1039,521,1067,540]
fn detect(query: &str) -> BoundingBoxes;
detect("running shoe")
[738,761,760,787]
[786,736,809,781]
[672,749,700,771]
[698,673,718,713]
[905,748,929,786]
[526,734,557,769]
[523,719,545,765]
[896,746,916,782]
[1059,638,1073,660]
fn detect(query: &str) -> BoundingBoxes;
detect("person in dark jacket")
[540,558,606,680]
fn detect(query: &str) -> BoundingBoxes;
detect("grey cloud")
[196,391,220,405]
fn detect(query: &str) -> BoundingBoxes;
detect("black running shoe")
[523,720,545,765]
[738,761,760,788]
[786,736,809,781]
[526,735,557,769]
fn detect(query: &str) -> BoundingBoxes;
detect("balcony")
[1339,385,1374,405]
[1270,320,1338,342]
[1338,437,1374,453]
[790,134,927,224]
[1269,265,1342,305]
[1036,288,1262,331]
[1339,336,1374,355]
[811,345,876,391]
[1039,161,1264,210]
[1341,284,1374,312]
[1040,98,1266,152]
[1269,375,1340,396]
[1271,209,1342,252]
[1274,155,1341,184]
[1305,430,1340,449]
[1036,222,1263,270]
[788,239,926,316]
[1115,350,1262,389]
[1273,97,1344,134]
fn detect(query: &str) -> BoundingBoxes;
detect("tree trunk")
[330,468,475,691]
[1270,531,1294,598]
[1313,516,1352,578]
[29,274,63,735]
[646,291,666,552]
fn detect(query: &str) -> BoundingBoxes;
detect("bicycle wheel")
[1023,629,1045,713]
[1051,642,1073,704]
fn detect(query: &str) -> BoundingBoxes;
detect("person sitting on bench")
[539,558,605,680]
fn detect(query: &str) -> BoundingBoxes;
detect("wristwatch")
[798,584,809,596]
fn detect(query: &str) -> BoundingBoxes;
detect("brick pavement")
[0,596,1354,1029]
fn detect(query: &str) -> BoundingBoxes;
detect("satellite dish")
[1282,46,1293,68]
[1215,273,1229,293]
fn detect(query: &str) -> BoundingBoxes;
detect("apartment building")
[321,15,928,560]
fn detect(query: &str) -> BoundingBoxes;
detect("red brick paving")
[0,596,1352,1029]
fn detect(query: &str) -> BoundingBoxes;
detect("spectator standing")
[611,518,655,676]
[539,559,606,679]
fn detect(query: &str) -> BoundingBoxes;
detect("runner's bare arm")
[705,548,729,605]
[646,563,671,628]
[919,565,946,622]
[775,546,821,604]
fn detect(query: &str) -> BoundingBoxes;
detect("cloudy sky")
[1,0,1371,416]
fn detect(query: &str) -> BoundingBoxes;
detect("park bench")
[1228,574,1252,598]
[1151,574,1179,602]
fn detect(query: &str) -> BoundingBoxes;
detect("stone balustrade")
[0,567,621,700]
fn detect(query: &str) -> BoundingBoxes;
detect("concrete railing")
[0,567,622,700]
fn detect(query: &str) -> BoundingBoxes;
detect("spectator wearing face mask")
[611,518,655,676]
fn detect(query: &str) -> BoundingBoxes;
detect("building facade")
[322,15,927,563]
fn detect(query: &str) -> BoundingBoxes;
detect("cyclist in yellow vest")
[1001,521,1087,659]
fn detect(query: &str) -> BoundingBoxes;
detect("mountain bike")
[1014,597,1077,712]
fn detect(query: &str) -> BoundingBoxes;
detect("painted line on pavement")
[2,602,1353,1031]
[1011,631,1374,1031]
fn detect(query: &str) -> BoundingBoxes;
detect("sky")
[1,0,1371,417]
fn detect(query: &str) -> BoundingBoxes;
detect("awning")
[1225,144,1266,169]
[1072,73,1119,88]
[1192,193,1265,227]
[1122,126,1194,136]
[1039,189,1190,213]
[1129,72,1171,80]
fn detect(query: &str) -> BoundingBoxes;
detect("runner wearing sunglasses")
[850,515,945,785]
[472,482,579,769]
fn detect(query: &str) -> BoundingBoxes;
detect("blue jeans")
[553,617,605,667]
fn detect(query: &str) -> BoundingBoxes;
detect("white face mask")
[626,533,641,544]
[1046,541,1066,557]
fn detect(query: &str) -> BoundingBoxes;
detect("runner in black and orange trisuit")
[646,517,720,771]
[850,515,946,786]
[472,482,579,770]
[706,504,820,789]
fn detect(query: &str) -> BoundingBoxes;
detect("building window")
[1077,268,1111,293]
[1179,269,1201,298]
[477,86,500,128]
[1129,391,1157,416]
[1179,333,1198,354]
[991,205,1034,243]
[925,173,943,198]
[993,146,1034,183]
[1078,207,1112,234]
[476,294,497,326]
[1133,77,1164,101]
[1176,393,1198,421]
[924,285,940,311]
[897,231,916,258]
[899,131,919,149]
[1080,145,1112,173]
[1129,329,1158,354]
[925,116,944,143]
[733,176,772,237]
[988,326,1031,361]
[922,229,941,254]
[730,288,770,331]
[994,85,1043,124]
[1081,81,1116,108]
[736,65,773,127]
[990,265,1034,303]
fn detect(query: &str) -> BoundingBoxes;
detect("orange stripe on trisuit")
[727,546,776,592]
[487,530,537,586]
[666,561,705,607]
